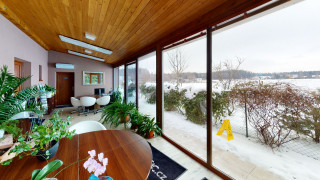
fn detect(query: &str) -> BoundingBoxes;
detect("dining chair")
[71,97,83,116]
[95,96,110,113]
[69,121,107,134]
[80,97,96,116]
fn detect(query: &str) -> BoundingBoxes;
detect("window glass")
[138,52,156,118]
[119,65,125,99]
[126,63,136,104]
[163,35,207,161]
[83,71,103,85]
[211,1,320,179]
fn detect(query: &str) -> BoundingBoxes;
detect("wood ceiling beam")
[0,1,50,50]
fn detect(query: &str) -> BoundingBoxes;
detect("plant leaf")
[34,160,63,180]
[1,159,13,165]
[31,169,41,180]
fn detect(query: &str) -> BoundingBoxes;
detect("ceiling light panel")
[85,33,96,41]
[68,50,104,62]
[85,49,92,54]
[59,35,112,55]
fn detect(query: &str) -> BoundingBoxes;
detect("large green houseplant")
[0,65,44,138]
[109,87,122,104]
[100,100,135,129]
[2,111,75,165]
[44,84,55,98]
[139,117,161,139]
[130,109,150,131]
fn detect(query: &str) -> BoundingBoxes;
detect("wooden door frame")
[56,72,75,105]
[14,60,24,90]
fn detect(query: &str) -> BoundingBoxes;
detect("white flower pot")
[46,92,53,98]
[0,129,4,139]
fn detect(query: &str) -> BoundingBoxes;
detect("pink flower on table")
[98,153,104,162]
[83,160,90,169]
[94,165,106,177]
[88,150,96,158]
[87,159,98,173]
[84,158,94,169]
[84,158,98,173]
[84,150,108,177]
[102,158,108,166]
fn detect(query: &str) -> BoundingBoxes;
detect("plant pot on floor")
[37,140,59,161]
[121,114,130,123]
[145,131,155,139]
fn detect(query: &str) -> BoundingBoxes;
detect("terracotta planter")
[121,114,130,123]
[146,131,155,139]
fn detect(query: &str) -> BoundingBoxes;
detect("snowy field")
[139,79,320,180]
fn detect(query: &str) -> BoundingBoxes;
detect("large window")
[112,1,320,179]
[119,65,125,99]
[138,52,156,118]
[83,71,103,85]
[163,34,207,161]
[126,63,136,104]
[211,1,320,179]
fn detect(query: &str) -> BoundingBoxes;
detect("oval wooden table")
[0,130,152,180]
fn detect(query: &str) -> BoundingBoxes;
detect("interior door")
[14,60,24,91]
[56,72,74,106]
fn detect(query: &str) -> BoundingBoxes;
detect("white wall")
[48,51,113,96]
[0,14,48,86]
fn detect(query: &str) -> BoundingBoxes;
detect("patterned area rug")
[148,143,186,180]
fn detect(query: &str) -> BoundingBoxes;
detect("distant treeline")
[163,70,320,80]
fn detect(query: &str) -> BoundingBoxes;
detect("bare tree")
[167,48,188,86]
[214,57,244,90]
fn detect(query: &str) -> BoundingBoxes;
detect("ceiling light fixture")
[68,50,104,62]
[85,49,92,54]
[59,35,112,55]
[85,33,96,41]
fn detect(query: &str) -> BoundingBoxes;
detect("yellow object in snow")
[216,119,234,141]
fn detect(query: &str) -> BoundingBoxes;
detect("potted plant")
[31,150,111,180]
[139,117,161,139]
[129,109,140,130]
[0,120,22,141]
[100,100,135,129]
[129,110,151,132]
[0,65,44,139]
[109,87,122,104]
[45,84,56,98]
[3,111,75,164]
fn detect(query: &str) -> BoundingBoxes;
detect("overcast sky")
[139,0,320,74]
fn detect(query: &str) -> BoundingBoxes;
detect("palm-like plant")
[0,65,44,124]
[139,117,161,138]
[100,100,135,129]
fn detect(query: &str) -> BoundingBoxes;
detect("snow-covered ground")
[139,79,320,180]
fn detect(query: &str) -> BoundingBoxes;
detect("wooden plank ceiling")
[0,0,268,65]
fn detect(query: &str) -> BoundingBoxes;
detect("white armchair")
[95,96,110,113]
[69,121,106,134]
[71,97,82,115]
[80,97,96,116]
